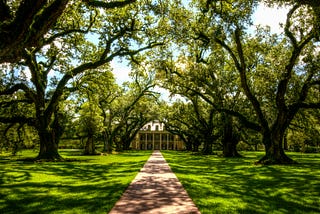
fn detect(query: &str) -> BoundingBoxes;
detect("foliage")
[150,0,320,164]
[0,0,166,160]
[0,123,38,154]
[287,109,320,152]
[161,98,221,154]
[70,65,160,152]
[0,0,141,64]
[105,73,160,151]
[1,0,319,164]
[160,101,203,152]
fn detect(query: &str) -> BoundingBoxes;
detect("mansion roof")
[140,121,165,131]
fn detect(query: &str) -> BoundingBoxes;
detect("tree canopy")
[0,0,319,164]
[0,0,141,63]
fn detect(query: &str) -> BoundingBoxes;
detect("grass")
[162,151,320,214]
[0,149,152,214]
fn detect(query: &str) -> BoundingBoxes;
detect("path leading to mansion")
[109,150,200,214]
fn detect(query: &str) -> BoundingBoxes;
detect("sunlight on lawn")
[0,150,152,214]
[162,151,320,214]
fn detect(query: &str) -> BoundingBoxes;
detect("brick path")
[109,150,200,214]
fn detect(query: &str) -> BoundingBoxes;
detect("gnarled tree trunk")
[103,132,113,153]
[222,115,242,157]
[202,134,218,155]
[223,139,241,157]
[36,112,64,160]
[193,143,200,152]
[257,128,296,165]
[202,141,213,155]
[84,134,96,155]
[36,128,62,160]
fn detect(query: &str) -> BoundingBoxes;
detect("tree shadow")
[162,151,320,214]
[0,152,150,214]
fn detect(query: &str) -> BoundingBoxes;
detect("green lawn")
[0,149,152,214]
[162,151,320,214]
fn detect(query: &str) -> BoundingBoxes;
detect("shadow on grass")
[0,151,151,214]
[162,151,320,214]
[59,149,152,157]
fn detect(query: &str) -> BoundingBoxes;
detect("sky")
[110,59,132,84]
[111,4,289,86]
[252,4,288,34]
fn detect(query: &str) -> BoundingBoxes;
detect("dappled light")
[1,0,320,213]
[162,151,320,214]
[0,150,151,214]
[109,151,200,214]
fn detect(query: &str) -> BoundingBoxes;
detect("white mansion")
[130,121,184,150]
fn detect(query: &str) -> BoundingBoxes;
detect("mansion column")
[144,133,147,150]
[153,133,155,150]
[136,133,139,150]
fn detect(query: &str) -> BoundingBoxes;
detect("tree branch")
[0,0,68,63]
[0,83,36,101]
[284,4,300,48]
[42,10,98,49]
[0,0,11,21]
[0,99,34,108]
[277,4,316,112]
[216,108,261,132]
[0,116,35,126]
[214,37,242,72]
[233,27,269,130]
[84,0,136,9]
[43,56,57,78]
[295,102,320,109]
[310,79,320,85]
[296,71,315,104]
[178,85,261,132]
[45,41,163,118]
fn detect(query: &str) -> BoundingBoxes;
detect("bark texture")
[257,131,297,165]
[84,134,96,155]
[36,129,63,160]
[222,115,242,157]
[0,0,68,63]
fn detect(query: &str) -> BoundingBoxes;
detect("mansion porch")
[131,131,184,150]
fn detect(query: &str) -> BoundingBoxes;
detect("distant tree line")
[0,0,319,164]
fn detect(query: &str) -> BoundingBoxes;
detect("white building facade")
[131,121,184,150]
